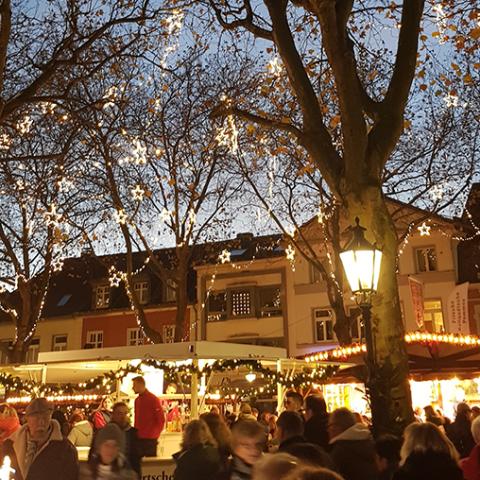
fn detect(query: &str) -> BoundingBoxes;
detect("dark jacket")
[173,443,221,480]
[393,451,463,480]
[304,414,330,450]
[229,455,253,480]
[329,423,378,480]
[2,421,78,480]
[446,417,476,458]
[122,425,142,477]
[279,435,334,469]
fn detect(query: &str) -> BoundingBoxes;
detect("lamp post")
[340,217,382,367]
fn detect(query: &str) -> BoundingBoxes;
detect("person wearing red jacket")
[132,375,165,457]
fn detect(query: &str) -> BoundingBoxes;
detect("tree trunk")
[174,263,189,342]
[341,184,414,435]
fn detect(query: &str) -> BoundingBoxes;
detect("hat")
[94,423,125,452]
[240,403,252,414]
[25,398,53,416]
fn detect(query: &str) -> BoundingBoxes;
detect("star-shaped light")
[114,209,128,225]
[131,185,145,201]
[44,204,62,226]
[219,249,231,264]
[108,266,124,287]
[160,208,171,222]
[52,257,64,272]
[429,185,444,201]
[418,222,431,236]
[286,244,295,261]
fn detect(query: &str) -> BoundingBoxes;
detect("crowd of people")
[0,382,480,480]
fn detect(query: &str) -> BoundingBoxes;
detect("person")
[52,407,70,437]
[276,411,333,469]
[80,422,137,480]
[110,402,142,478]
[375,434,401,480]
[259,411,271,436]
[303,395,329,450]
[472,406,480,421]
[252,453,298,480]
[68,410,94,447]
[327,408,378,480]
[252,408,259,420]
[0,403,19,446]
[393,422,463,480]
[172,419,221,480]
[283,466,345,480]
[284,391,304,414]
[92,397,113,431]
[423,405,444,427]
[239,404,257,422]
[461,415,480,480]
[132,375,165,457]
[200,412,232,474]
[446,401,475,458]
[230,419,267,480]
[1,397,78,480]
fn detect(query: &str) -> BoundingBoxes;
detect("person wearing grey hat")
[80,423,137,479]
[1,397,78,480]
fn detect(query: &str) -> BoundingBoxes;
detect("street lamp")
[340,217,382,366]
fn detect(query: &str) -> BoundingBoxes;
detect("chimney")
[463,183,480,225]
[236,232,254,248]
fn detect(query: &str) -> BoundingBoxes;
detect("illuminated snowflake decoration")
[417,222,431,237]
[219,249,231,264]
[114,209,128,225]
[131,185,145,201]
[444,93,459,108]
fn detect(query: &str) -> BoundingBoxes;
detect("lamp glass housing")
[340,247,382,294]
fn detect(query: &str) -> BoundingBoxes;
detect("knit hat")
[94,423,125,452]
[25,398,53,416]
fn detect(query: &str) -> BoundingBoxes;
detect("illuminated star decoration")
[444,93,458,108]
[44,204,62,227]
[108,266,124,287]
[417,222,431,236]
[52,256,64,273]
[114,209,128,225]
[219,249,231,264]
[131,185,145,201]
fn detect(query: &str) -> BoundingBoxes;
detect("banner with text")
[408,276,424,328]
[447,282,470,334]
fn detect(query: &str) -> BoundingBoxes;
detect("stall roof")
[38,341,288,364]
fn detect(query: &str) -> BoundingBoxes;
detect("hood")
[73,420,92,437]
[330,423,372,444]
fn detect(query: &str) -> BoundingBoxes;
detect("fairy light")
[266,56,282,76]
[108,266,125,287]
[44,203,62,227]
[39,102,56,115]
[0,133,11,150]
[17,116,32,134]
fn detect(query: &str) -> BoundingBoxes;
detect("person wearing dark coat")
[173,419,221,480]
[303,394,330,450]
[1,398,78,480]
[461,415,480,480]
[276,411,334,470]
[328,408,378,480]
[393,421,463,480]
[446,402,476,458]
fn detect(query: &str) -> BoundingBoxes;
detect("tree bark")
[340,183,414,435]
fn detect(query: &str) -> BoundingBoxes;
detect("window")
[207,291,227,322]
[25,338,40,363]
[127,328,144,346]
[165,278,177,302]
[94,285,110,309]
[415,247,437,272]
[86,330,103,349]
[163,325,175,343]
[134,281,149,304]
[310,262,326,283]
[348,307,365,341]
[57,294,72,307]
[259,286,282,317]
[231,288,253,317]
[52,334,67,351]
[424,299,445,333]
[313,309,334,342]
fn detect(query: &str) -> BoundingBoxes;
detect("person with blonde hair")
[172,419,221,480]
[283,466,344,480]
[0,403,19,445]
[393,422,463,480]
